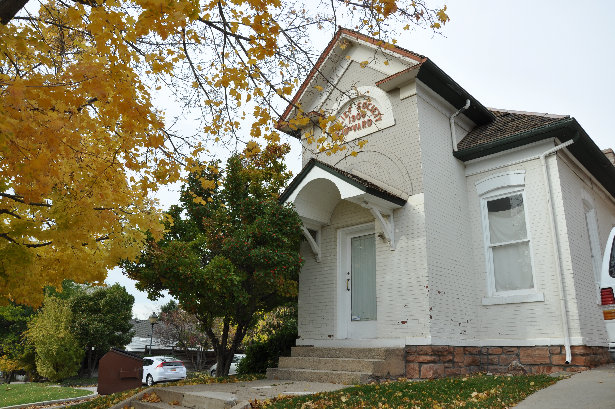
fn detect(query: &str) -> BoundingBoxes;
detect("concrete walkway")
[514,364,615,409]
[163,379,347,402]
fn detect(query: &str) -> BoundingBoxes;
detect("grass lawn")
[0,383,93,407]
[68,372,559,409]
[252,374,559,409]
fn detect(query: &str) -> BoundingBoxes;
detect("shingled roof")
[454,110,615,199]
[458,109,570,151]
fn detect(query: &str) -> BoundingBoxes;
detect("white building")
[268,29,615,381]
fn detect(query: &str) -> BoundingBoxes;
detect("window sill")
[482,292,544,305]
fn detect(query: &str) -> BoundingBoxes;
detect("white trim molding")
[365,203,395,250]
[482,292,545,305]
[475,171,525,196]
[301,225,321,262]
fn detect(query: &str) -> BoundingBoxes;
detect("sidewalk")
[514,364,615,409]
[163,379,347,402]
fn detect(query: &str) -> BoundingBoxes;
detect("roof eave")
[416,59,495,125]
[279,159,407,207]
[454,118,615,198]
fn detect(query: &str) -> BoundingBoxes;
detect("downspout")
[450,99,471,151]
[540,138,575,364]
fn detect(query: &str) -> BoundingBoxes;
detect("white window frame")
[476,172,544,305]
[582,199,603,285]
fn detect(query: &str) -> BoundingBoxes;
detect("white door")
[338,224,377,339]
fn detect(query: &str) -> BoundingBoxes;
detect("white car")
[209,354,245,376]
[142,356,187,386]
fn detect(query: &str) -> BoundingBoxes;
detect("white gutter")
[450,99,471,151]
[540,138,575,363]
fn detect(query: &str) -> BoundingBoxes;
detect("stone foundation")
[404,345,612,379]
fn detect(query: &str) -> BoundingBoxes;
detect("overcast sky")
[108,0,615,319]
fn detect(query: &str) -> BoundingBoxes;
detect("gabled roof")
[277,28,495,132]
[280,158,406,207]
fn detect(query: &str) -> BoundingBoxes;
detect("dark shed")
[97,348,143,395]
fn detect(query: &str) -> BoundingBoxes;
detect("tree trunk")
[89,351,98,378]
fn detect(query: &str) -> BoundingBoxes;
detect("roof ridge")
[489,108,569,119]
[338,27,427,60]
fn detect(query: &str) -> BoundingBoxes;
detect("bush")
[237,307,297,374]
[27,297,84,382]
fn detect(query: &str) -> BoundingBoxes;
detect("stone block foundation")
[404,345,612,379]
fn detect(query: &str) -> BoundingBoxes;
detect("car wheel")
[210,369,216,377]
[146,374,154,386]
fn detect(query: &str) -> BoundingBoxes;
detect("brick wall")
[404,345,612,379]
[417,85,479,344]
[556,153,615,345]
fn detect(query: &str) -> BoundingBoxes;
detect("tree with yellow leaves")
[0,0,449,306]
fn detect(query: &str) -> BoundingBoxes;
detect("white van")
[600,226,615,357]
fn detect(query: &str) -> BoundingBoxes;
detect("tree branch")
[0,209,22,219]
[0,193,52,207]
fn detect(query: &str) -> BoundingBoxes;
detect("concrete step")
[291,346,402,360]
[278,356,381,373]
[126,388,237,409]
[131,401,184,409]
[267,367,370,384]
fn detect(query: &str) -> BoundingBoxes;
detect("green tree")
[237,304,297,374]
[66,283,135,377]
[160,300,179,314]
[0,303,34,382]
[26,297,83,382]
[123,144,303,376]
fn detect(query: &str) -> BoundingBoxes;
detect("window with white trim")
[475,171,541,303]
[582,200,602,285]
[483,191,535,293]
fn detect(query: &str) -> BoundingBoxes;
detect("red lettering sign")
[337,98,383,137]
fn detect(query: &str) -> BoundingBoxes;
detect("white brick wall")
[301,62,423,196]
[554,152,615,346]
[297,60,431,344]
[416,86,479,344]
[297,197,430,343]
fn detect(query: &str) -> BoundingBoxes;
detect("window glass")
[485,192,533,293]
[610,238,615,278]
[487,194,527,244]
[351,233,376,321]
[493,241,533,291]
